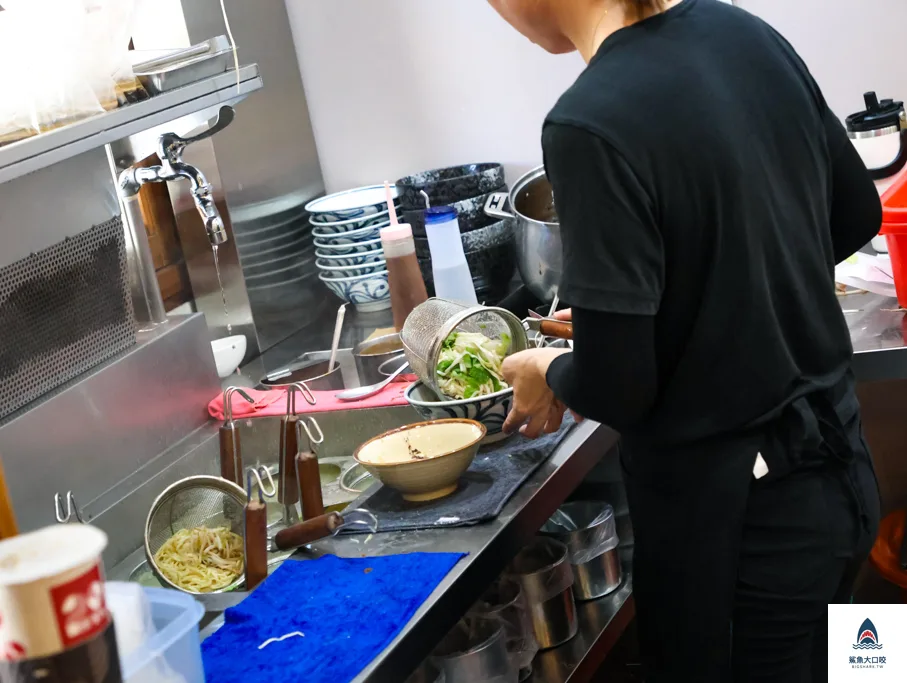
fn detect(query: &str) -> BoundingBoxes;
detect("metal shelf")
[0,65,262,185]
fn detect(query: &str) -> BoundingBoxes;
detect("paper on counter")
[835,253,897,298]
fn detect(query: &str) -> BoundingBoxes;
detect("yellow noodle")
[154,526,243,593]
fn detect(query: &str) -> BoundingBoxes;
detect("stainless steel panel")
[0,148,119,266]
[0,313,221,533]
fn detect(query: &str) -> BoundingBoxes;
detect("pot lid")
[846,92,904,133]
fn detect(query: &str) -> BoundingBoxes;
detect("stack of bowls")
[234,201,319,314]
[307,185,401,312]
[396,163,516,305]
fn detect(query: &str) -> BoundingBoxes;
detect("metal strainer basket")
[144,475,247,594]
[401,298,529,397]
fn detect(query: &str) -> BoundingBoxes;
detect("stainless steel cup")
[471,578,538,678]
[354,333,407,385]
[506,537,577,650]
[432,616,517,683]
[540,501,622,601]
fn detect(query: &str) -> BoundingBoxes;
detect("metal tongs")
[522,294,573,347]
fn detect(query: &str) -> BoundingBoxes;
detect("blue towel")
[202,553,464,683]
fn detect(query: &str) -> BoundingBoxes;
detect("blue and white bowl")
[318,269,391,312]
[308,207,399,234]
[305,185,400,223]
[313,236,383,255]
[312,222,385,244]
[316,258,387,279]
[405,381,514,444]
[314,247,385,267]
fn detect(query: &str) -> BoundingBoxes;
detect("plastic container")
[879,172,907,307]
[424,207,477,305]
[119,587,205,683]
[381,223,428,331]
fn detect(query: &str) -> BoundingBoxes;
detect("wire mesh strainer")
[401,298,529,397]
[144,475,248,594]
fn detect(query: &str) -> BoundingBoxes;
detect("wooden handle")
[539,320,573,340]
[273,512,343,551]
[278,417,300,505]
[296,452,325,519]
[243,500,268,591]
[219,426,243,485]
[0,458,18,541]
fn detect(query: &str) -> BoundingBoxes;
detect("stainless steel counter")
[846,292,907,382]
[195,420,620,682]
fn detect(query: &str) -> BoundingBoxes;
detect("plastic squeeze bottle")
[424,206,477,304]
[380,223,428,331]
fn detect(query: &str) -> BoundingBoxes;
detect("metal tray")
[135,49,234,95]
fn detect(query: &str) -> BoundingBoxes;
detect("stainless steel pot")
[354,333,407,386]
[432,616,517,683]
[484,166,560,303]
[506,537,577,650]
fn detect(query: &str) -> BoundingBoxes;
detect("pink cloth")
[208,381,412,421]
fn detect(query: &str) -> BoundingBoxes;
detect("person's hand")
[553,308,572,322]
[502,348,570,438]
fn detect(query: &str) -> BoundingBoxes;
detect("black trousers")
[731,440,880,682]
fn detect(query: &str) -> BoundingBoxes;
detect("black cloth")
[623,371,879,682]
[541,0,881,446]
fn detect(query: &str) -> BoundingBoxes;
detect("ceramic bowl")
[312,222,386,244]
[396,163,505,211]
[305,184,400,222]
[403,189,504,237]
[211,335,247,378]
[316,258,387,279]
[354,419,486,501]
[313,236,383,255]
[308,206,399,234]
[405,381,514,445]
[315,247,386,267]
[318,269,391,312]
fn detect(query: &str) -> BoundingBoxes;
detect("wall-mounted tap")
[119,106,235,246]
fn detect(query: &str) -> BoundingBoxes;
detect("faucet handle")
[160,106,235,162]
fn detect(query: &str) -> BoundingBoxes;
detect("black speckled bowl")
[396,163,505,211]
[418,238,516,300]
[414,218,515,260]
[403,188,505,237]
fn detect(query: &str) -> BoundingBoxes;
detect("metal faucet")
[118,105,235,245]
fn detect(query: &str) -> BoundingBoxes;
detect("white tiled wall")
[286,0,907,193]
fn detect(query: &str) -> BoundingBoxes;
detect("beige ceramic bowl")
[353,419,486,502]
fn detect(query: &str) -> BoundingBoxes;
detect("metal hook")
[247,465,277,499]
[286,382,316,416]
[419,189,431,210]
[295,416,325,449]
[54,492,85,524]
[223,386,255,423]
[246,468,265,505]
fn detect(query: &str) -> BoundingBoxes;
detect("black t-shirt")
[542,0,880,446]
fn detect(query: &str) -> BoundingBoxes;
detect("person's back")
[545,0,855,445]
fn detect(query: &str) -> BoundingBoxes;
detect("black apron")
[623,370,872,681]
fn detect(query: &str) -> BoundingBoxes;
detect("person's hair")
[620,0,667,21]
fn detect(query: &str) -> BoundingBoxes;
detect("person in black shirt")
[488,0,882,680]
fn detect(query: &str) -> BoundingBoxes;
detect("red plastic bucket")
[880,175,907,308]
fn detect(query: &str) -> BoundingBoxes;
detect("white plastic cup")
[0,525,109,661]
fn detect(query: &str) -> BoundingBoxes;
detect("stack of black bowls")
[396,163,516,305]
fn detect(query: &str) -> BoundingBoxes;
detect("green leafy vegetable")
[435,331,511,399]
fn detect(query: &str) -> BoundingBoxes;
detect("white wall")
[285,0,584,192]
[739,0,907,118]
[287,0,907,194]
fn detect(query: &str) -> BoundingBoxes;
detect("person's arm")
[824,108,883,263]
[546,307,657,431]
[539,122,664,429]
